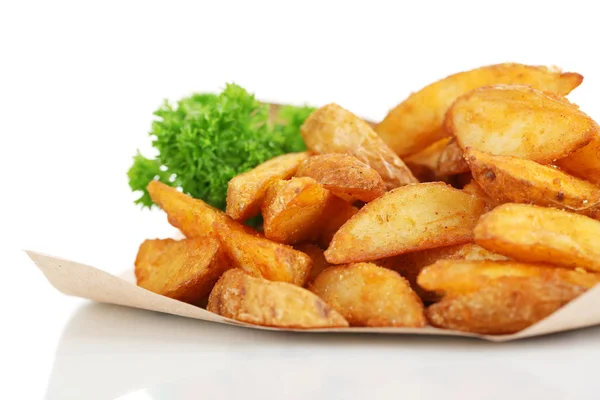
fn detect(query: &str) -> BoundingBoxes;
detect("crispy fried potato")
[317,197,359,247]
[462,180,497,209]
[325,183,487,264]
[466,148,600,218]
[310,263,425,327]
[226,152,310,221]
[437,138,469,177]
[418,259,600,295]
[375,63,582,156]
[148,181,223,237]
[427,276,588,334]
[474,203,600,272]
[296,154,386,202]
[207,269,348,328]
[262,177,330,244]
[420,259,600,334]
[301,103,417,190]
[135,237,231,304]
[294,243,332,284]
[556,137,600,185]
[378,244,508,302]
[214,217,312,285]
[447,85,598,163]
[404,138,450,181]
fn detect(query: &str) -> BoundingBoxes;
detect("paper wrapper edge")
[26,250,600,342]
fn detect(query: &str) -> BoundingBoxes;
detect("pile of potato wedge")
[135,63,600,335]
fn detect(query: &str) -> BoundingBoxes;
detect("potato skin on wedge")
[474,204,600,272]
[296,153,386,202]
[466,148,600,218]
[207,269,349,329]
[310,263,425,327]
[135,237,232,304]
[427,277,588,335]
[419,260,599,334]
[325,182,487,264]
[148,181,224,237]
[375,63,582,157]
[556,137,600,186]
[214,217,312,286]
[418,259,600,295]
[447,85,598,164]
[226,152,310,221]
[301,103,417,190]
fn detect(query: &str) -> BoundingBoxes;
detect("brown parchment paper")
[26,250,600,342]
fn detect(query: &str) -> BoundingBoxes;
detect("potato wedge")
[226,152,310,221]
[375,63,582,156]
[427,276,588,334]
[420,259,599,334]
[437,138,469,177]
[466,148,600,218]
[207,269,348,328]
[325,182,487,264]
[294,243,332,284]
[214,217,312,286]
[148,181,224,237]
[556,137,600,185]
[310,263,425,327]
[447,85,598,163]
[135,237,231,304]
[296,154,386,202]
[301,103,417,190]
[474,203,600,272]
[462,180,496,209]
[317,197,359,248]
[404,137,451,181]
[262,177,330,244]
[378,244,508,302]
[418,259,600,295]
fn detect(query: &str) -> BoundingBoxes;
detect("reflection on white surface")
[46,303,600,400]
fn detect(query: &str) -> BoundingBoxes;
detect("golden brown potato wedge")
[135,237,232,304]
[466,148,600,218]
[207,269,348,329]
[375,63,582,157]
[420,259,600,334]
[262,177,330,244]
[556,137,600,185]
[226,152,310,221]
[317,197,359,248]
[404,137,450,181]
[474,204,600,272]
[427,276,588,334]
[310,263,426,327]
[378,244,508,302]
[437,138,469,177]
[462,180,497,209]
[148,181,224,237]
[301,103,418,190]
[214,217,312,286]
[418,259,600,295]
[447,85,598,163]
[294,243,332,284]
[296,154,386,202]
[325,182,487,264]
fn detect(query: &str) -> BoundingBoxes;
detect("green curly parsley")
[128,83,315,212]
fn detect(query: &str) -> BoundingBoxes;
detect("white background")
[2,1,600,399]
